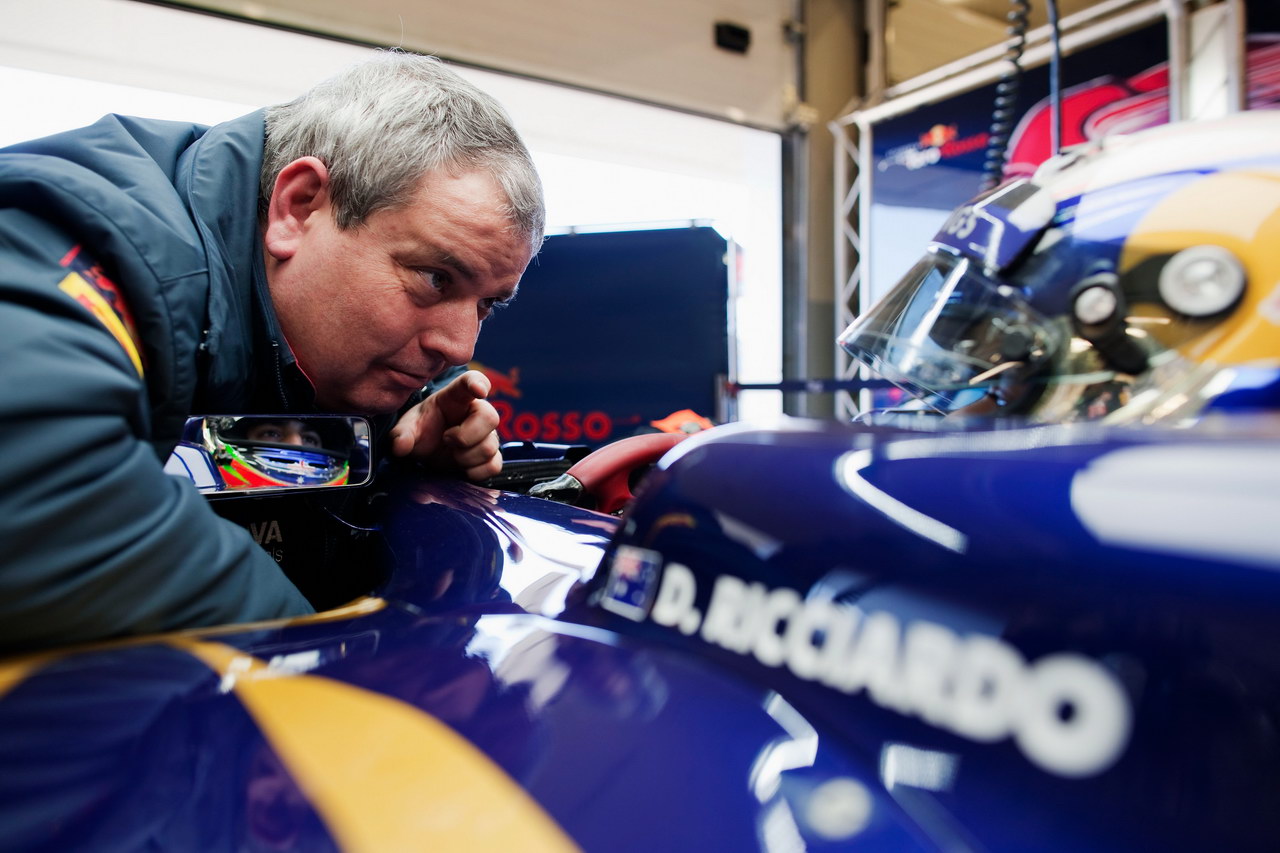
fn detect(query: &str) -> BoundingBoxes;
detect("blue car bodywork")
[2,415,1279,851]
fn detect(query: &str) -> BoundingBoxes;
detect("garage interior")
[1,0,1261,427]
[2,4,1279,849]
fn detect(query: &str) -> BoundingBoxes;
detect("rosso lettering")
[494,401,613,443]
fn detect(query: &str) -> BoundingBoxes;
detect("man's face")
[266,167,532,414]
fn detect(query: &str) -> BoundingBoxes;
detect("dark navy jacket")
[0,112,318,651]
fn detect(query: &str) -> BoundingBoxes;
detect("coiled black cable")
[981,0,1031,191]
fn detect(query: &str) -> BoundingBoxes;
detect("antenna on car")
[1046,0,1063,156]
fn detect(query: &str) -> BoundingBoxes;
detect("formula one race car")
[2,114,1279,852]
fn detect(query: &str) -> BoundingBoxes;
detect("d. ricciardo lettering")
[648,564,1132,778]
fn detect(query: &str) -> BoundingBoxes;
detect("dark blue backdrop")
[472,226,730,446]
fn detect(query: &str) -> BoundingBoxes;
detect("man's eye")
[404,269,447,308]
[413,269,447,292]
[480,297,513,318]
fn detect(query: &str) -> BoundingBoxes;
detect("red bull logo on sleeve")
[57,244,145,377]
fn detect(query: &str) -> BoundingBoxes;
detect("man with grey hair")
[0,51,543,650]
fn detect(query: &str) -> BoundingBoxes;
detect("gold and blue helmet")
[840,111,1280,424]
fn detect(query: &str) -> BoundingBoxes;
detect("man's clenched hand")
[389,370,502,480]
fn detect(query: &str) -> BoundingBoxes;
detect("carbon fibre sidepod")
[570,417,1280,851]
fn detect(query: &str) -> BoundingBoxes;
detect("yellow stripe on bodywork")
[173,639,579,853]
[0,651,63,700]
[0,597,387,699]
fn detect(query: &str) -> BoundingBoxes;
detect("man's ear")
[262,157,331,261]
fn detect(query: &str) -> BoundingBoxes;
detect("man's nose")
[424,301,480,367]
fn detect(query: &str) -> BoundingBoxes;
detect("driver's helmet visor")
[838,247,1062,413]
[224,443,349,486]
[246,445,347,482]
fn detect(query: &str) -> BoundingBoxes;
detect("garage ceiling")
[886,0,1108,84]
[159,0,1133,125]
[166,0,799,130]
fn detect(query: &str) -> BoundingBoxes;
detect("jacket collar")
[177,110,316,412]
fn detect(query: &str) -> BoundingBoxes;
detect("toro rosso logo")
[879,125,990,173]
[471,362,522,398]
[473,361,616,443]
[605,548,1133,779]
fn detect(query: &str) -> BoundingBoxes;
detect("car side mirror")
[162,415,373,496]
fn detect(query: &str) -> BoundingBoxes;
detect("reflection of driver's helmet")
[212,417,352,488]
[840,111,1280,424]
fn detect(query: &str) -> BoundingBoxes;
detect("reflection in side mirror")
[162,415,373,496]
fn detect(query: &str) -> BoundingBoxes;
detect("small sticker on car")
[599,545,664,621]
